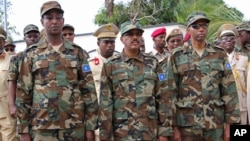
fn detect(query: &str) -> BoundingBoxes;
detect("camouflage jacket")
[16,39,98,133]
[167,43,240,129]
[99,50,172,141]
[8,51,24,81]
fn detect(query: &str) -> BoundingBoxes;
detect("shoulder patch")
[158,73,167,81]
[225,62,231,70]
[82,64,91,72]
[172,46,184,55]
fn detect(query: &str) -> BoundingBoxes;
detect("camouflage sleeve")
[8,55,18,81]
[166,55,178,126]
[156,63,173,136]
[221,55,240,123]
[99,63,114,140]
[78,49,98,130]
[16,51,33,133]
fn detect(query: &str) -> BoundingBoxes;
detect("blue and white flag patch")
[225,62,231,70]
[82,64,91,72]
[158,73,166,81]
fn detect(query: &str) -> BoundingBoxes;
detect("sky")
[6,0,250,41]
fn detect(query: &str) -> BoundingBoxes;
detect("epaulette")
[213,44,225,52]
[108,53,121,61]
[71,43,90,59]
[142,52,158,60]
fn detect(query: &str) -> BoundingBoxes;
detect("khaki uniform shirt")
[0,52,13,117]
[148,48,170,63]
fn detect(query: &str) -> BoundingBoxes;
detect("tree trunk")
[105,0,114,18]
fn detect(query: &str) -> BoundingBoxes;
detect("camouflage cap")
[23,24,39,35]
[236,22,250,32]
[120,21,144,35]
[40,1,64,17]
[186,11,210,27]
[166,28,183,41]
[63,24,75,32]
[217,24,238,38]
[93,23,119,39]
[0,27,7,39]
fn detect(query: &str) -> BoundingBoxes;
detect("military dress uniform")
[0,51,17,141]
[16,38,98,140]
[167,43,240,139]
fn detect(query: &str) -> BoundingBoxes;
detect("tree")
[95,0,244,42]
[0,0,19,41]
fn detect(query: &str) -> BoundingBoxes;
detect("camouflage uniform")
[167,43,240,139]
[16,39,98,140]
[99,50,172,141]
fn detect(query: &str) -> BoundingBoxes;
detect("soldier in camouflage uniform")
[8,24,40,118]
[98,21,172,141]
[16,1,98,141]
[167,11,240,141]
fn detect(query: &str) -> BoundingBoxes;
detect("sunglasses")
[5,48,14,52]
[190,23,209,29]
[63,33,74,36]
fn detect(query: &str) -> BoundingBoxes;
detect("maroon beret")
[183,33,191,42]
[151,27,166,38]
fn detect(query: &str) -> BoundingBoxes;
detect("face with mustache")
[120,29,143,52]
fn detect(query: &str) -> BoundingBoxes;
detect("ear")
[40,18,44,27]
[186,27,191,34]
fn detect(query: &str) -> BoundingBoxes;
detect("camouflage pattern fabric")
[32,128,84,141]
[99,50,172,141]
[16,39,98,135]
[167,43,240,129]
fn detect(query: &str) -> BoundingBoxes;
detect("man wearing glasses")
[98,21,172,141]
[167,11,240,141]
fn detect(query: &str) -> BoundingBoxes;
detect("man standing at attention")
[98,21,172,141]
[88,23,119,141]
[167,11,240,141]
[8,24,40,118]
[148,27,169,63]
[16,1,98,141]
[0,28,17,141]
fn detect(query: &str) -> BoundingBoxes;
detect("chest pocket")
[143,72,157,96]
[112,72,129,95]
[209,61,224,79]
[32,58,49,84]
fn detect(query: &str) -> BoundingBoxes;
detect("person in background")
[217,23,248,125]
[167,11,240,141]
[8,24,40,141]
[98,21,172,141]
[88,23,119,141]
[0,27,17,141]
[236,22,250,52]
[4,40,16,55]
[140,37,146,53]
[62,24,75,42]
[165,28,184,52]
[148,27,169,62]
[15,1,98,141]
[8,24,40,120]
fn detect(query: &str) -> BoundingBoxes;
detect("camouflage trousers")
[32,128,84,141]
[178,127,223,141]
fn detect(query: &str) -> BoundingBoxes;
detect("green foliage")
[94,0,245,42]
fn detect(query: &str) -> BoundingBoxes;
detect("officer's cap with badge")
[166,28,183,41]
[217,24,238,38]
[0,27,7,40]
[120,21,144,36]
[93,23,119,41]
[186,11,210,27]
[23,24,39,35]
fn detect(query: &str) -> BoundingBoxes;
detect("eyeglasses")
[5,48,14,52]
[122,31,143,37]
[221,36,236,42]
[190,23,209,29]
[43,16,63,21]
